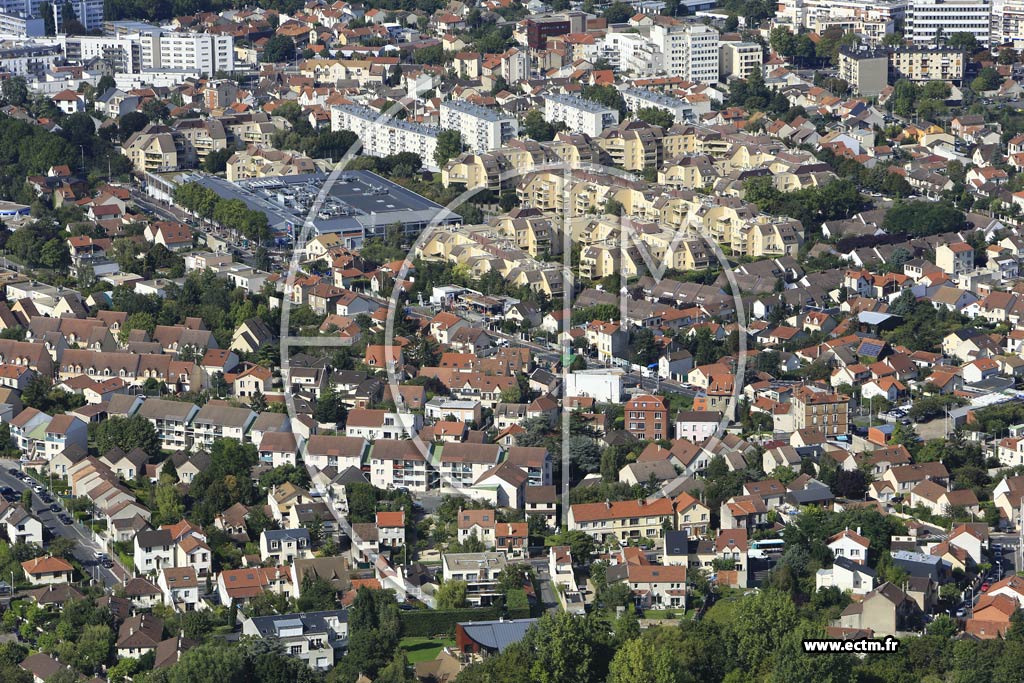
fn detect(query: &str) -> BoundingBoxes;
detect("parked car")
[981,582,991,592]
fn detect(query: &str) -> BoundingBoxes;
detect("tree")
[734,589,799,674]
[607,637,676,683]
[972,66,1001,93]
[296,575,337,611]
[202,147,234,174]
[154,481,184,525]
[435,579,469,609]
[947,32,978,52]
[528,613,609,683]
[635,107,674,128]
[1,77,27,106]
[928,614,958,637]
[261,35,296,63]
[75,623,113,674]
[94,415,161,458]
[602,2,633,23]
[522,109,555,141]
[434,129,463,167]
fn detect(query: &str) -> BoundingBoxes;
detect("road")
[0,460,122,588]
[528,555,560,613]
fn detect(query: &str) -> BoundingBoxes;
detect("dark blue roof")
[459,619,539,652]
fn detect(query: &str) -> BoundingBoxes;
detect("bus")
[749,538,785,559]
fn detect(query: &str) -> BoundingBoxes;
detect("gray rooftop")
[458,618,539,653]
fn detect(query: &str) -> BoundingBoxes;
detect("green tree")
[94,415,161,458]
[607,636,676,683]
[435,579,469,609]
[734,589,799,674]
[635,107,674,128]
[522,109,555,141]
[434,129,463,167]
[261,35,296,63]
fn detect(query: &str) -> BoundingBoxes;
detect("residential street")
[0,459,122,588]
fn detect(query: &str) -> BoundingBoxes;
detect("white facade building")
[332,103,440,170]
[620,87,694,123]
[906,0,991,47]
[543,93,619,137]
[439,99,518,153]
[137,31,235,76]
[650,21,719,84]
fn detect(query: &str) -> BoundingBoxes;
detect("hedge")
[400,604,533,637]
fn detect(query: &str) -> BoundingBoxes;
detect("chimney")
[856,527,861,536]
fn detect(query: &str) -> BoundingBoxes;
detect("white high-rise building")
[331,103,441,170]
[650,20,719,84]
[906,0,991,47]
[439,100,518,153]
[136,31,234,76]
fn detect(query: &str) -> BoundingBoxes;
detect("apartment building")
[543,94,619,137]
[135,398,199,451]
[620,87,694,124]
[135,30,235,75]
[791,385,850,436]
[331,104,440,170]
[624,394,670,441]
[719,41,762,80]
[0,12,44,36]
[889,46,965,83]
[367,439,434,492]
[439,100,518,154]
[568,498,676,541]
[433,442,503,489]
[837,48,889,96]
[776,0,903,45]
[58,35,139,72]
[906,0,991,47]
[650,20,719,84]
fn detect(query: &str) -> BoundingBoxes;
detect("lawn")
[399,636,456,663]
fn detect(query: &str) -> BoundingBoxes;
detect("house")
[116,613,164,658]
[19,653,73,683]
[674,410,721,442]
[158,566,200,611]
[495,522,528,557]
[626,564,688,609]
[568,498,675,542]
[134,529,174,575]
[242,610,349,670]
[4,505,43,546]
[345,408,421,440]
[837,582,919,637]
[674,492,710,537]
[624,394,670,441]
[454,618,539,656]
[303,435,367,471]
[21,556,73,585]
[948,524,986,565]
[525,485,558,529]
[715,529,748,588]
[217,566,292,606]
[124,576,163,609]
[966,593,1017,639]
[260,528,312,564]
[457,508,498,547]
[828,527,870,565]
[376,511,405,547]
[442,551,508,606]
[816,556,877,596]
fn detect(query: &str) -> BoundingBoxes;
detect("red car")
[981,582,991,592]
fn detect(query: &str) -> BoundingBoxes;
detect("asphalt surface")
[0,459,122,587]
